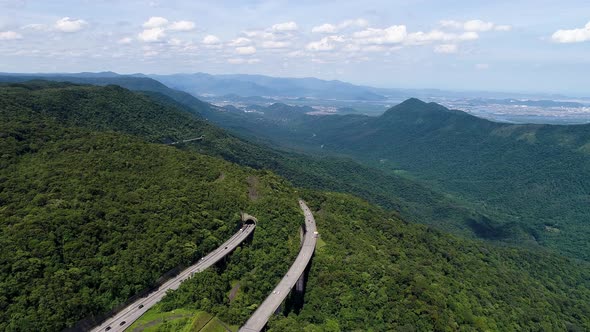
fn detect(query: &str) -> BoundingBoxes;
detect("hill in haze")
[145,72,389,100]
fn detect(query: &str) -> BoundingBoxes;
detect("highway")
[90,221,256,332]
[168,136,204,145]
[239,200,317,332]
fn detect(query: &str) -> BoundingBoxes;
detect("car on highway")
[120,321,126,326]
[139,304,144,309]
[105,327,111,331]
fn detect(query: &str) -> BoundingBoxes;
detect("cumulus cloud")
[552,22,590,43]
[202,34,221,44]
[463,20,494,32]
[143,16,169,28]
[229,37,251,46]
[407,30,478,44]
[353,25,407,45]
[312,18,369,33]
[55,17,88,33]
[0,31,23,40]
[138,28,166,42]
[312,23,337,34]
[261,40,291,49]
[434,44,458,53]
[137,17,196,43]
[168,20,195,31]
[271,21,298,32]
[306,35,345,51]
[235,46,256,55]
[440,19,511,33]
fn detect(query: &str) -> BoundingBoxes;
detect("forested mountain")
[2,82,590,331]
[0,82,303,331]
[0,76,507,244]
[193,99,590,261]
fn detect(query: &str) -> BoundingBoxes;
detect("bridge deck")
[90,222,255,332]
[239,200,317,332]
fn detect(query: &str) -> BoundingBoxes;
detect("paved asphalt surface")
[90,222,255,332]
[239,200,317,332]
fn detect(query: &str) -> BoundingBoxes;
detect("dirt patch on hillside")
[215,172,226,182]
[247,176,259,201]
[229,282,240,303]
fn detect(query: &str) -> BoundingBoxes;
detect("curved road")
[91,222,256,332]
[239,200,317,332]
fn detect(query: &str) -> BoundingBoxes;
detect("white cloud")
[341,18,369,29]
[306,35,345,51]
[229,37,251,46]
[459,31,479,41]
[440,19,511,33]
[21,23,47,31]
[138,28,166,42]
[271,21,298,32]
[552,21,590,43]
[476,63,490,70]
[236,46,256,55]
[202,34,221,44]
[353,25,407,45]
[117,37,133,44]
[261,40,290,49]
[55,17,88,33]
[137,18,195,43]
[143,16,168,28]
[168,20,195,31]
[228,58,260,64]
[312,23,337,34]
[463,20,494,32]
[312,18,368,34]
[439,20,463,29]
[434,44,458,53]
[0,31,22,40]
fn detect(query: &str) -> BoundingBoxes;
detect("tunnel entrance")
[241,212,258,225]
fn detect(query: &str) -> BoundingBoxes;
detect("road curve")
[90,221,256,332]
[239,200,317,332]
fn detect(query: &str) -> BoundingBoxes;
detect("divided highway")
[91,221,256,332]
[239,200,317,332]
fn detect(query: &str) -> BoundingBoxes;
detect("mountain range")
[2,80,590,331]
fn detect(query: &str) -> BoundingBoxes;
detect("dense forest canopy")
[1,82,589,331]
[191,98,590,261]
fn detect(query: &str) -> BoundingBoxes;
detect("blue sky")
[0,0,589,95]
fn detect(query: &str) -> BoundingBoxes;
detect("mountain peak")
[399,97,427,106]
[382,98,450,117]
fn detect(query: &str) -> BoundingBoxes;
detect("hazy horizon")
[1,0,589,95]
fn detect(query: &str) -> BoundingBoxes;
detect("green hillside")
[197,98,590,261]
[0,82,302,331]
[0,79,500,241]
[2,82,590,331]
[160,191,590,331]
